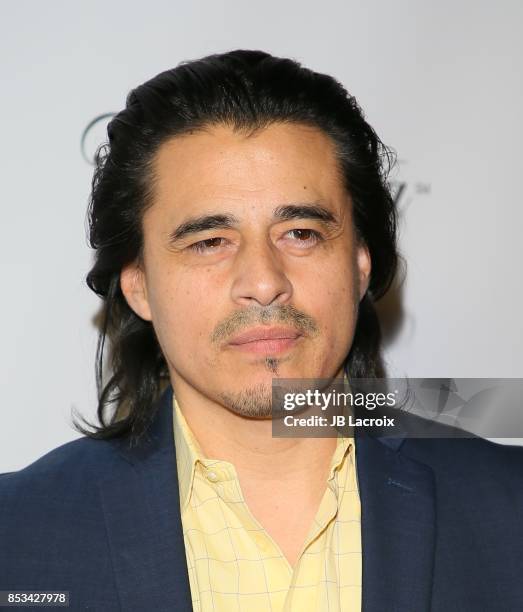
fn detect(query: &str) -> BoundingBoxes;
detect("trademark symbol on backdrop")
[389,160,431,215]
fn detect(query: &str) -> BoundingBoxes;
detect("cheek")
[322,284,358,338]
[305,257,360,343]
[148,269,217,353]
[304,254,359,314]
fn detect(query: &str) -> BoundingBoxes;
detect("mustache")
[210,304,320,345]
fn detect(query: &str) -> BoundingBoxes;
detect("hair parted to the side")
[72,49,399,445]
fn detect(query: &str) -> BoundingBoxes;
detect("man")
[1,50,522,611]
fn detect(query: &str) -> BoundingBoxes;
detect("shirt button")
[206,471,219,482]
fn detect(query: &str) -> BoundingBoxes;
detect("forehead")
[150,122,347,213]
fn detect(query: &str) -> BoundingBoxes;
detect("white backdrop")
[2,0,522,471]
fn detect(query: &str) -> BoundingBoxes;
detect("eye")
[285,228,324,246]
[187,237,227,254]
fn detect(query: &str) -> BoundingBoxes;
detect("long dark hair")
[73,49,399,444]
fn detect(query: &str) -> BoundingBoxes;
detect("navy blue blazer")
[1,384,522,611]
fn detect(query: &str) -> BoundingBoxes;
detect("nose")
[230,236,293,307]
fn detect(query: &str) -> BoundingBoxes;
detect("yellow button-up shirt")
[173,395,362,611]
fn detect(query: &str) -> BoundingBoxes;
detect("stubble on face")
[218,380,273,419]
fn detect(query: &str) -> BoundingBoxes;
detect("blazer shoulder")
[399,435,523,480]
[0,436,131,603]
[0,434,123,499]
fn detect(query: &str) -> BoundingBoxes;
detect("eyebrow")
[168,203,340,243]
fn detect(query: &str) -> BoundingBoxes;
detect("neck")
[169,369,345,482]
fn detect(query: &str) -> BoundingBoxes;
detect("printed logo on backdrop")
[81,115,432,212]
[80,114,115,165]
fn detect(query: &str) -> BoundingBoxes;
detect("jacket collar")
[99,383,436,612]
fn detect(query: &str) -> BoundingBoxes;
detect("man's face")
[121,122,371,417]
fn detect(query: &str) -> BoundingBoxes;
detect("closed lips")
[228,327,301,345]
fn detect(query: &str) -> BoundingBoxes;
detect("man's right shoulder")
[0,435,123,501]
[0,435,136,602]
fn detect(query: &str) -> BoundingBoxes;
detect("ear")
[355,242,372,301]
[120,261,153,321]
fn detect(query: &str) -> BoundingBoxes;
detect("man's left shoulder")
[400,435,523,485]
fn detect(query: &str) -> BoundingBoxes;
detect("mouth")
[227,326,302,355]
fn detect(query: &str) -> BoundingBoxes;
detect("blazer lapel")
[356,430,437,612]
[99,385,193,612]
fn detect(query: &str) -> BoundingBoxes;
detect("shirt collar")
[172,395,206,512]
